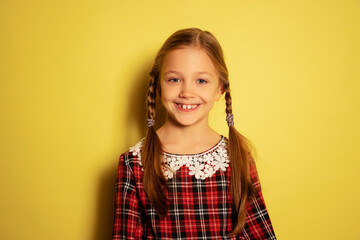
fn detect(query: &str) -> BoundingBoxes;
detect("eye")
[168,78,180,83]
[197,79,208,84]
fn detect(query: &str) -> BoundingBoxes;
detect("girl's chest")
[139,167,237,239]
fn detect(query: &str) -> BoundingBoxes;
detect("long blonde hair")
[141,28,256,235]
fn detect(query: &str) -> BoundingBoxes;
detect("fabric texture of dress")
[112,136,276,239]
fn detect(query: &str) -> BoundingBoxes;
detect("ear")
[215,83,224,101]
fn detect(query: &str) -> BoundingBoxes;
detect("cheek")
[161,85,178,100]
[160,92,167,104]
[205,87,222,102]
[160,88,173,104]
[159,83,167,100]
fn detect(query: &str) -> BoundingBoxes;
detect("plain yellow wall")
[1,0,359,239]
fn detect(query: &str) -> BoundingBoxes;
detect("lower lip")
[175,103,199,112]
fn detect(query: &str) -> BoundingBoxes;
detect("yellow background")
[1,0,359,239]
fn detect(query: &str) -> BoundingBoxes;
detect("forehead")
[161,47,218,75]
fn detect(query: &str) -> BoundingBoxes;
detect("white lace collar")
[128,136,229,180]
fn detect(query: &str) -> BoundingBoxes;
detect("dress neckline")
[128,136,229,180]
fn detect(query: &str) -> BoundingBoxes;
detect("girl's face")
[160,47,223,127]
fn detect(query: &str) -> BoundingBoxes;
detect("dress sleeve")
[112,153,144,240]
[241,160,277,240]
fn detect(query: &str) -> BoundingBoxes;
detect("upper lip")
[176,102,199,105]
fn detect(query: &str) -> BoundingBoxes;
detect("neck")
[156,115,221,153]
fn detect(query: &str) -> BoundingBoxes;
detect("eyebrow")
[163,70,214,77]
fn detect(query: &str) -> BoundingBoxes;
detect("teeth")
[179,104,197,109]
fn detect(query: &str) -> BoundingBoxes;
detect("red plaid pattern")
[112,141,276,239]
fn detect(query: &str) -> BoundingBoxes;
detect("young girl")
[112,28,276,239]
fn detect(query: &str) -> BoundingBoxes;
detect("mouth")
[175,103,200,111]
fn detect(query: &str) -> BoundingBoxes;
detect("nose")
[179,81,195,98]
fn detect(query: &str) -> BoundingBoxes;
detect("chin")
[177,120,198,126]
[170,115,205,127]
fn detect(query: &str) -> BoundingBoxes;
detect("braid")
[147,74,157,120]
[142,72,168,218]
[223,79,256,236]
[223,81,232,115]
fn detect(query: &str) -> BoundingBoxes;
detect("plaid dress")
[112,137,276,239]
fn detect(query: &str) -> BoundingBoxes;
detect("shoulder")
[128,138,144,159]
[119,138,145,170]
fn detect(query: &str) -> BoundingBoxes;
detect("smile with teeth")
[176,103,199,110]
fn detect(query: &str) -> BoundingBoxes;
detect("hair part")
[141,28,256,235]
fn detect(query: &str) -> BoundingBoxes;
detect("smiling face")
[160,47,223,127]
